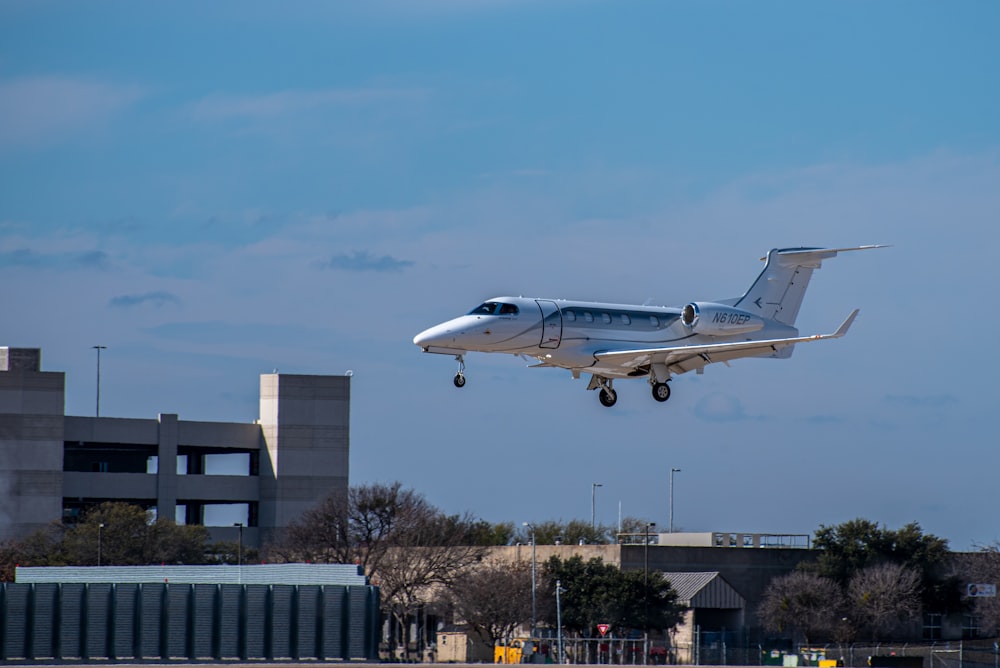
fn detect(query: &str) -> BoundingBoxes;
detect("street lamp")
[669,468,681,533]
[98,522,105,566]
[591,482,603,530]
[644,522,656,631]
[522,522,537,639]
[234,523,244,584]
[555,579,565,665]
[92,346,107,417]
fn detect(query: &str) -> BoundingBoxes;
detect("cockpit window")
[468,302,500,315]
[468,302,519,316]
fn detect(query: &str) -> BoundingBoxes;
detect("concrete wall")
[489,543,814,629]
[0,348,65,543]
[623,544,815,625]
[259,374,350,540]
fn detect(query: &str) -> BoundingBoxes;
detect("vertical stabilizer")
[732,246,883,326]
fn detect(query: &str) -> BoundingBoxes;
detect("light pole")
[98,522,105,566]
[555,579,564,665]
[591,482,602,530]
[522,522,537,639]
[644,521,656,634]
[92,346,107,417]
[234,522,244,583]
[669,468,681,533]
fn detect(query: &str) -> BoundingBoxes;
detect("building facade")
[0,347,350,547]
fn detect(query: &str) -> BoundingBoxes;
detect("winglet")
[832,309,860,338]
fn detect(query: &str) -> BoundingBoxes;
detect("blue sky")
[3,1,999,550]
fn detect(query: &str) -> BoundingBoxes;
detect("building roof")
[16,563,368,586]
[661,571,744,609]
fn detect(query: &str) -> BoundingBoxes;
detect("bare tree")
[270,482,489,656]
[847,562,922,640]
[758,570,844,643]
[445,560,534,644]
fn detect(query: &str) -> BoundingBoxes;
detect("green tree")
[517,520,613,546]
[542,555,682,636]
[61,502,210,565]
[812,519,949,582]
[466,520,517,546]
[809,518,955,612]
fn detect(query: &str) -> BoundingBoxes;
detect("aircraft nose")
[413,324,449,348]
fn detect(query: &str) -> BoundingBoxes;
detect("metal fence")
[787,642,1000,668]
[0,581,380,663]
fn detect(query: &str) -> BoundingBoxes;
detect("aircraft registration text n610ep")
[413,245,887,408]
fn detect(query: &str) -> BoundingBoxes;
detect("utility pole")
[556,579,564,665]
[591,482,602,530]
[98,522,105,566]
[523,522,537,638]
[234,523,244,584]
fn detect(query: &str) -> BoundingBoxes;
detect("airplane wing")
[593,309,859,375]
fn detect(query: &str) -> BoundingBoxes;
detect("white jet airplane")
[413,245,885,408]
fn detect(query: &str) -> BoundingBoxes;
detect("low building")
[3,564,380,662]
[0,347,351,547]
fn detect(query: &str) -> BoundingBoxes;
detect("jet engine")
[680,302,765,336]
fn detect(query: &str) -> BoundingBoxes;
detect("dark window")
[923,613,942,640]
[499,303,519,315]
[468,302,499,315]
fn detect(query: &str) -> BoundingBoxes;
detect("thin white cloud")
[188,87,429,122]
[0,76,144,148]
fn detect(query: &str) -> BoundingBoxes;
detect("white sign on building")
[967,583,996,597]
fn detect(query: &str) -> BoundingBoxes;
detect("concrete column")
[157,413,178,523]
[0,347,65,542]
[258,374,350,541]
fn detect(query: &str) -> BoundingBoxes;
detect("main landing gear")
[588,376,618,407]
[651,381,671,402]
[588,375,672,407]
[453,355,466,388]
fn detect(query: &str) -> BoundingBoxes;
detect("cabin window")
[565,311,577,322]
[621,314,631,325]
[602,313,612,324]
[499,303,519,315]
[584,312,594,323]
[649,316,660,327]
[468,302,499,315]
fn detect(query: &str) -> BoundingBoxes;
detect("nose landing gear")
[453,355,466,388]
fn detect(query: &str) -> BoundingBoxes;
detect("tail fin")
[730,245,885,326]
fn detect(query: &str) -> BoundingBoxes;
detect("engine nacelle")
[680,302,765,336]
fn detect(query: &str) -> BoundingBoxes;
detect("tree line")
[756,518,992,643]
[3,484,999,647]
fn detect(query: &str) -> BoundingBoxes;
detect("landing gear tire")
[453,373,466,388]
[651,382,671,403]
[599,388,618,407]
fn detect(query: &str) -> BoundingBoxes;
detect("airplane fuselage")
[414,296,798,379]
